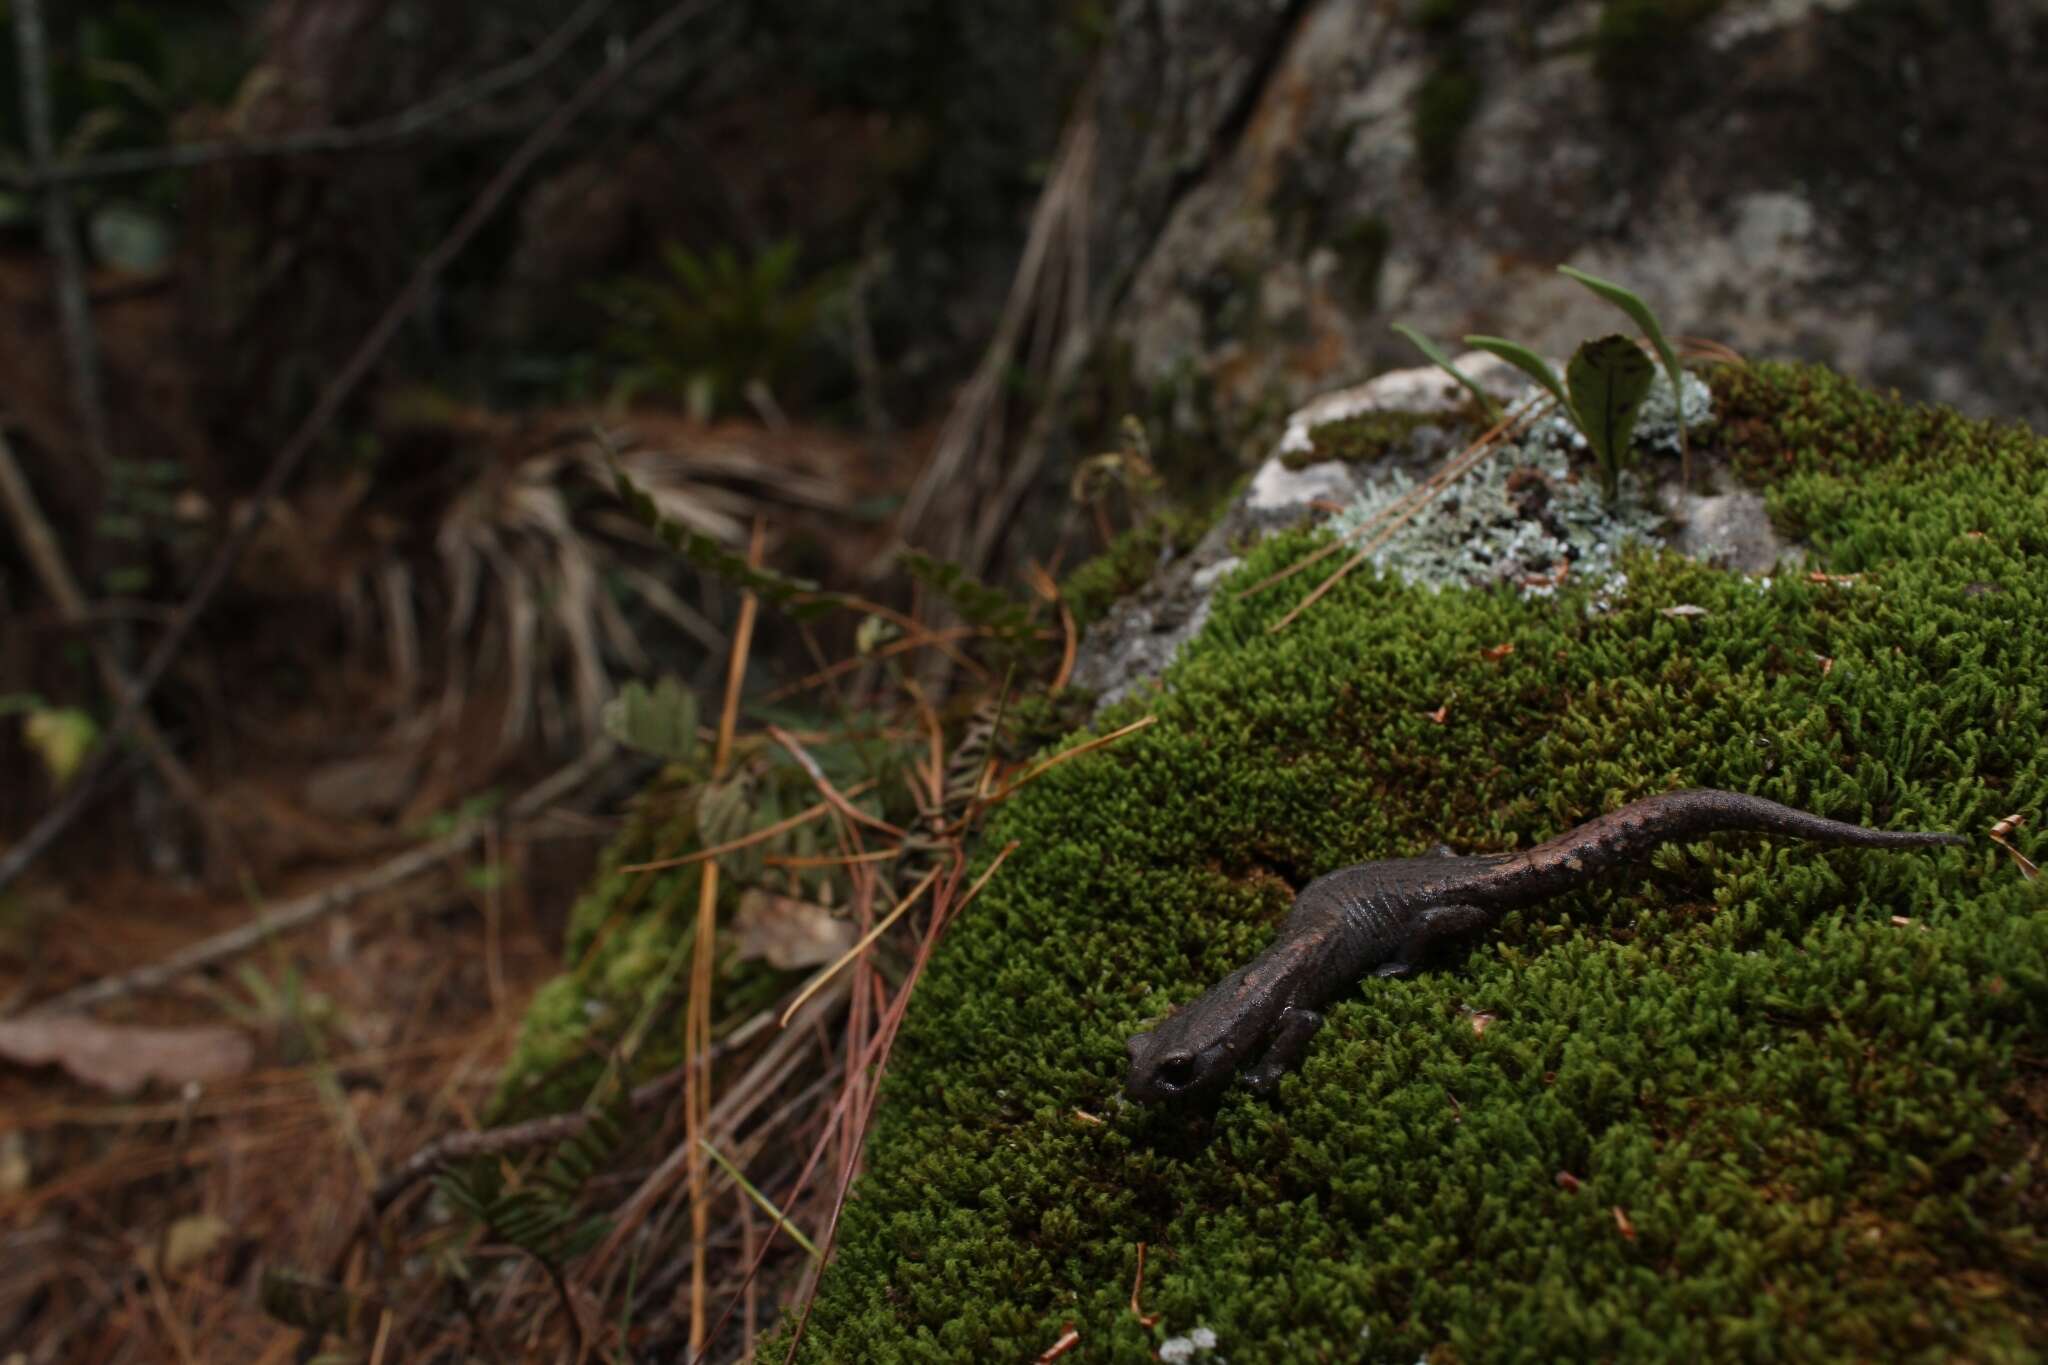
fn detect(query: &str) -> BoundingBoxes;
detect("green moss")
[1061,491,1238,629]
[492,772,804,1121]
[1287,408,1442,469]
[787,362,2048,1361]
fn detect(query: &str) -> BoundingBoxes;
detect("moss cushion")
[789,362,2047,1362]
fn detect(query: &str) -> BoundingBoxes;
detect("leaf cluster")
[435,1092,630,1270]
[1398,265,1689,501]
[589,240,845,420]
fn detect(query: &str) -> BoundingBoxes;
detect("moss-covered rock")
[1284,409,1440,470]
[789,362,2048,1361]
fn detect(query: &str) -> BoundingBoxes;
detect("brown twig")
[767,726,909,840]
[9,0,110,473]
[615,788,861,873]
[0,0,614,192]
[581,981,847,1288]
[776,847,985,1364]
[368,1006,775,1215]
[0,428,232,877]
[685,518,764,1355]
[777,866,942,1027]
[1129,1241,1160,1327]
[26,741,618,1017]
[0,0,716,898]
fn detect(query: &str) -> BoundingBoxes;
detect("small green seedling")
[1558,265,1691,485]
[1463,331,1655,503]
[1389,323,1502,422]
[1394,266,1689,503]
[1566,335,1656,501]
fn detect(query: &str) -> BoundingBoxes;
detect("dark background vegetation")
[0,0,2040,1360]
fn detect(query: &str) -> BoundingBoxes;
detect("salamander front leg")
[1242,1006,1323,1093]
[1371,903,1494,979]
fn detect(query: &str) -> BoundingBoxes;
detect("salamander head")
[1124,969,1279,1102]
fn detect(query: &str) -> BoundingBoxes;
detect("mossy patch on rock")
[786,362,2048,1361]
[1284,409,1441,470]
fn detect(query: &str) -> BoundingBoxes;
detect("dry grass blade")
[1239,403,1531,606]
[1675,334,1749,367]
[767,725,908,839]
[683,519,766,1356]
[971,715,1156,817]
[1023,559,1078,694]
[763,847,902,869]
[699,1140,820,1261]
[774,850,974,1364]
[1987,812,2038,880]
[760,625,986,703]
[1266,403,1540,634]
[615,785,873,873]
[777,865,942,1028]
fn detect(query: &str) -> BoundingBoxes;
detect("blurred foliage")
[591,239,845,420]
[0,1,256,239]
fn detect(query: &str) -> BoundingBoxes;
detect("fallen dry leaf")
[1816,654,1835,676]
[1425,702,1450,725]
[1481,642,1515,662]
[137,1214,233,1277]
[1555,1171,1583,1193]
[1469,1012,1496,1036]
[0,1015,253,1096]
[0,1132,28,1196]
[1613,1205,1636,1240]
[731,889,857,970]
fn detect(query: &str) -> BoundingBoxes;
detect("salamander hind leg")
[1374,902,1494,979]
[1242,1006,1324,1093]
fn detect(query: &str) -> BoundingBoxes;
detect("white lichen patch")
[1320,371,1712,607]
[1159,1325,1221,1362]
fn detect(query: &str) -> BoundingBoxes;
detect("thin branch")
[0,0,715,898]
[24,741,617,1017]
[10,0,111,472]
[0,0,614,192]
[368,1004,775,1215]
[0,426,233,877]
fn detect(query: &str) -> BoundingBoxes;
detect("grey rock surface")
[1072,352,1803,711]
[1092,0,2046,439]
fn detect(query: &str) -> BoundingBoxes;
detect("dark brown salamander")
[1124,789,1964,1102]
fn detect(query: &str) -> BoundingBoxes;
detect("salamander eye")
[1155,1056,1197,1091]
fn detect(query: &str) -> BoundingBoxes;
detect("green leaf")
[1390,323,1502,421]
[22,706,98,786]
[1557,265,1684,403]
[1565,334,1656,502]
[611,464,840,621]
[1559,264,1691,474]
[601,677,701,763]
[1463,335,1574,421]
